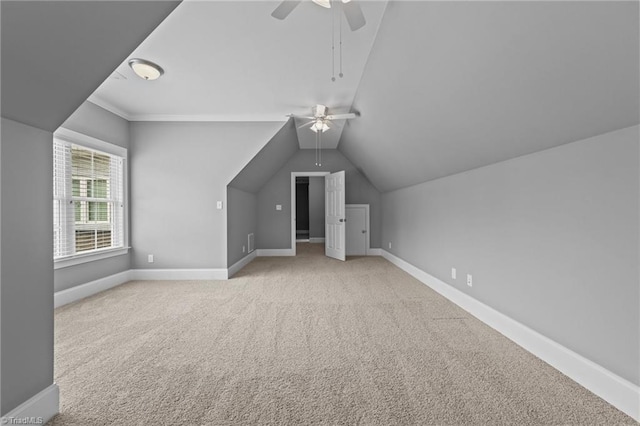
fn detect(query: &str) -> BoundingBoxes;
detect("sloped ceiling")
[1,1,180,132]
[339,1,640,192]
[229,119,300,193]
[89,0,387,127]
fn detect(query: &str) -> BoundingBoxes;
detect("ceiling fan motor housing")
[313,104,327,118]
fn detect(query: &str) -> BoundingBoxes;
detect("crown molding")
[87,96,289,123]
[87,96,132,120]
[129,113,289,122]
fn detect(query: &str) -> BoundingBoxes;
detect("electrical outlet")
[451,268,456,279]
[242,245,246,253]
[216,201,223,210]
[148,254,154,263]
[467,274,473,287]
[276,204,282,211]
[388,242,392,249]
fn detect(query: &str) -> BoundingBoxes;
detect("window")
[53,131,126,263]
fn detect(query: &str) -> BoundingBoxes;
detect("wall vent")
[248,233,254,253]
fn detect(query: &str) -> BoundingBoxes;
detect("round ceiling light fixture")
[128,58,164,81]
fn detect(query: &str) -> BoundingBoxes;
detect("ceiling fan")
[290,104,359,133]
[272,0,366,32]
[290,104,359,166]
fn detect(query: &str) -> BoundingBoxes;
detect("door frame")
[291,171,330,256]
[345,204,370,256]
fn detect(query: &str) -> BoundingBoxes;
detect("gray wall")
[226,186,257,267]
[1,119,54,414]
[228,119,299,194]
[381,126,639,385]
[257,150,381,249]
[54,101,131,292]
[308,177,325,238]
[130,121,282,269]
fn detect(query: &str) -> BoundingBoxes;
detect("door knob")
[362,230,367,233]
[339,218,345,222]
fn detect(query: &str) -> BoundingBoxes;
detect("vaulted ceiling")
[89,0,388,150]
[340,1,639,191]
[4,1,637,193]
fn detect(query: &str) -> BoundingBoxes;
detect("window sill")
[54,247,130,270]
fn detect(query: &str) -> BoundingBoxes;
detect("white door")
[325,171,346,261]
[346,206,367,256]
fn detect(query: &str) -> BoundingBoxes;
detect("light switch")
[216,201,223,210]
[276,204,282,211]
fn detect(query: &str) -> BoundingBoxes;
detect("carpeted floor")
[49,243,635,425]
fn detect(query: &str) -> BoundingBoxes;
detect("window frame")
[53,127,129,270]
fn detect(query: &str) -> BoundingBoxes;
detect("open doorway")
[295,176,325,243]
[291,171,330,256]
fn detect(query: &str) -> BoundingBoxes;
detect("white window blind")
[53,139,125,259]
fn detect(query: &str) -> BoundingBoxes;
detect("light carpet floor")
[49,243,635,425]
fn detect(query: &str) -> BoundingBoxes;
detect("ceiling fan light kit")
[312,0,331,9]
[311,120,330,133]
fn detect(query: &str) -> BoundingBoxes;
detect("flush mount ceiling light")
[128,58,164,81]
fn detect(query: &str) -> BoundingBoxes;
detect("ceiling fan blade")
[271,1,301,20]
[325,112,358,120]
[343,1,366,31]
[297,120,315,129]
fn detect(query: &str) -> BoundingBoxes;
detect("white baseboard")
[130,268,228,280]
[56,266,232,308]
[228,251,257,278]
[256,249,295,257]
[367,248,382,256]
[2,383,59,425]
[309,237,325,243]
[55,270,131,308]
[381,250,640,422]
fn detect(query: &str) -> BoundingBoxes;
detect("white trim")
[256,249,295,257]
[52,128,130,263]
[130,269,228,280]
[87,97,132,120]
[345,204,370,255]
[129,114,288,122]
[367,248,382,256]
[228,251,257,278]
[2,383,59,425]
[291,172,330,256]
[55,270,132,308]
[381,250,640,422]
[54,127,127,158]
[54,247,129,270]
[87,97,290,123]
[309,237,326,243]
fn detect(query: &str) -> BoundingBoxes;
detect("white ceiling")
[89,0,387,150]
[84,1,638,192]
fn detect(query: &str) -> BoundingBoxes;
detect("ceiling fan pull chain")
[339,1,343,78]
[319,132,322,167]
[331,1,336,82]
[315,131,319,166]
